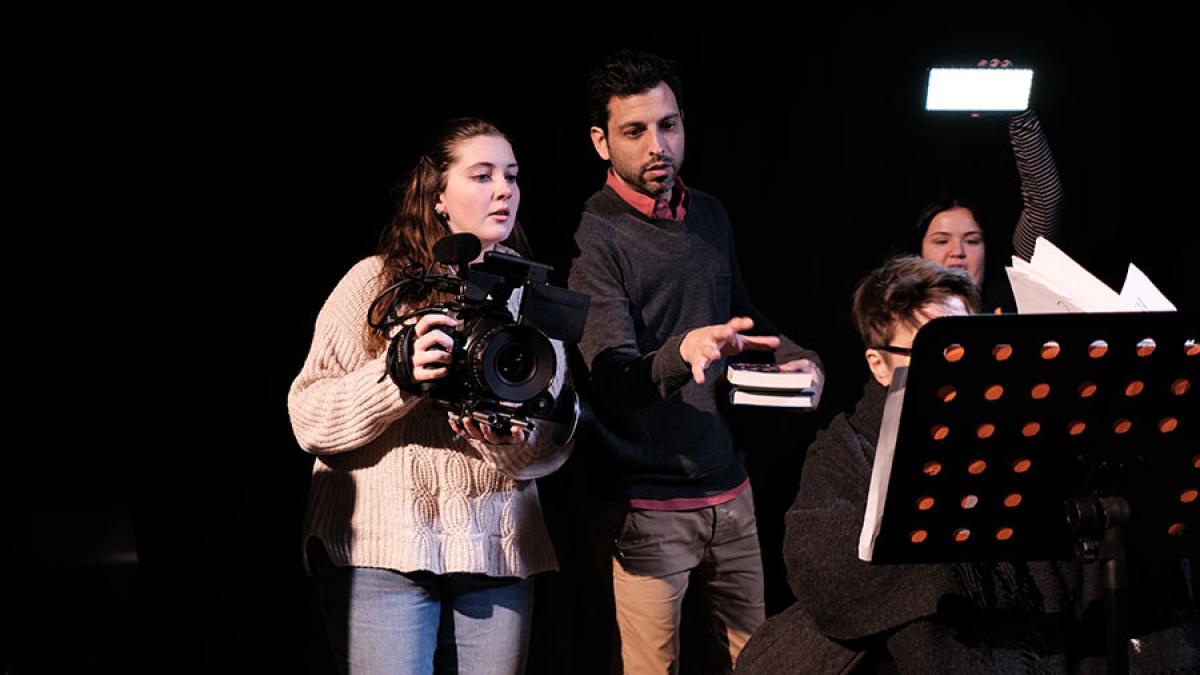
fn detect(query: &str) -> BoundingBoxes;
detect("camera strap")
[385,322,437,397]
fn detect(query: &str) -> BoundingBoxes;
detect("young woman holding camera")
[287,118,570,675]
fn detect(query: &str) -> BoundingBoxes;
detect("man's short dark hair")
[586,49,684,131]
[851,256,981,348]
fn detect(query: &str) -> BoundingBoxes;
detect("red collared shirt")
[605,170,689,222]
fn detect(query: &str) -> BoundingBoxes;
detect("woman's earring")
[435,208,450,226]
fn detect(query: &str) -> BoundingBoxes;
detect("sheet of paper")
[1006,264,1089,314]
[859,367,908,562]
[1120,263,1177,311]
[1025,237,1125,312]
[1004,237,1177,314]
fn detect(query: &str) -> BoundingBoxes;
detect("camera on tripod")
[369,233,590,445]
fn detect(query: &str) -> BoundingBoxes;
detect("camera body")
[376,234,589,442]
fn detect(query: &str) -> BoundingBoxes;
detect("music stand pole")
[1066,496,1130,675]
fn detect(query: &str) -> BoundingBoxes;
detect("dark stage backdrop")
[11,8,1189,674]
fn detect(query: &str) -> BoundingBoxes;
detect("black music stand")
[859,312,1198,674]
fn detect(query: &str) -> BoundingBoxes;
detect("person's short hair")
[851,256,981,348]
[586,49,684,131]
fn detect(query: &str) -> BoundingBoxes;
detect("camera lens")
[469,323,556,402]
[496,344,535,384]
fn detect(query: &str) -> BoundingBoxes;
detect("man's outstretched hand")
[680,317,781,384]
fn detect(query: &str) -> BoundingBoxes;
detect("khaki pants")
[609,486,765,675]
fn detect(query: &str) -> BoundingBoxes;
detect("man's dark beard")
[637,159,676,197]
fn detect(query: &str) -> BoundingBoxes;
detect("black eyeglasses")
[872,345,913,356]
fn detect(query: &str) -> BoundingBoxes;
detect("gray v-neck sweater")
[568,185,821,501]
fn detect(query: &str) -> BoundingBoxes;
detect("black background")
[8,7,1193,674]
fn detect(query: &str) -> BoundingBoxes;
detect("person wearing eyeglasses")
[737,256,1200,674]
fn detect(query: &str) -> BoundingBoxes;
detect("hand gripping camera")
[369,233,590,445]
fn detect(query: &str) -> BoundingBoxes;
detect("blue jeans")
[308,540,534,675]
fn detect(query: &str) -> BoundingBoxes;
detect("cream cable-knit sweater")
[288,255,571,579]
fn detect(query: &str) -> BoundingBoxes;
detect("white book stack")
[726,363,815,408]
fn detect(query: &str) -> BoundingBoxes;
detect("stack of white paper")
[1005,237,1176,313]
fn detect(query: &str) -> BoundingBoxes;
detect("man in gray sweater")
[568,49,825,674]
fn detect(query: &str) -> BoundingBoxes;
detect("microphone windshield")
[433,233,482,267]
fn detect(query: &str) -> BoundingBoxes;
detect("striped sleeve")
[1010,109,1065,261]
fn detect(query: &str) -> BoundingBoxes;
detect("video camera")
[369,233,590,445]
